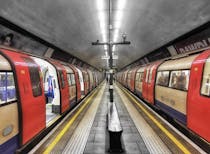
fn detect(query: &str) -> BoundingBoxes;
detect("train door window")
[140,73,144,82]
[0,72,17,105]
[67,74,72,86]
[145,68,150,83]
[70,74,76,85]
[58,70,65,88]
[156,71,169,87]
[135,73,140,82]
[169,70,190,91]
[127,73,131,83]
[201,57,210,97]
[148,65,155,83]
[22,57,42,97]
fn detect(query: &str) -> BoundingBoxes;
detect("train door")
[130,68,138,92]
[127,70,132,89]
[32,57,60,124]
[143,62,161,104]
[0,54,19,154]
[63,65,77,108]
[123,70,129,87]
[142,65,151,102]
[188,51,210,142]
[87,69,94,90]
[1,50,46,145]
[75,67,85,98]
[47,60,69,113]
[84,70,90,93]
[68,65,81,102]
[135,67,145,97]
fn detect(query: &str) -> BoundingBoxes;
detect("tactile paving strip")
[115,85,172,154]
[62,83,106,154]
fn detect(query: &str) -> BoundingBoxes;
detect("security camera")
[122,34,126,42]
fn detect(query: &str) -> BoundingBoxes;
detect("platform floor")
[29,82,205,154]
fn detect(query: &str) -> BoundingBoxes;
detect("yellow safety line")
[121,87,191,154]
[43,89,98,154]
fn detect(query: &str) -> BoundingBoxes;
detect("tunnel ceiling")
[0,0,210,69]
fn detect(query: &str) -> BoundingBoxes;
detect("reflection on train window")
[22,57,42,97]
[156,71,169,87]
[0,72,16,105]
[169,70,190,91]
[201,57,210,97]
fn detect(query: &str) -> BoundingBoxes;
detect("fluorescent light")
[114,21,121,29]
[115,11,123,21]
[98,11,105,22]
[117,0,126,10]
[97,0,104,11]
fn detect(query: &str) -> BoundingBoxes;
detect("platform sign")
[174,27,210,54]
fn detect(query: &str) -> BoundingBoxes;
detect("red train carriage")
[142,61,162,104]
[155,54,198,124]
[0,49,46,146]
[46,59,69,113]
[68,64,81,102]
[187,50,210,142]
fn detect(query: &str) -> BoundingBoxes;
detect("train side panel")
[1,49,46,145]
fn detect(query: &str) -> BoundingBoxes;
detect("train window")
[169,70,190,91]
[135,73,140,81]
[148,65,155,83]
[201,57,210,97]
[71,74,76,85]
[67,74,72,86]
[0,72,17,105]
[58,70,65,88]
[85,74,89,82]
[156,71,169,87]
[22,57,42,97]
[145,68,150,83]
[140,73,144,82]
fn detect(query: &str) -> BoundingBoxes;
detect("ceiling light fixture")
[112,0,126,42]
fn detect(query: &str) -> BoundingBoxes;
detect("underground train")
[117,49,210,143]
[0,46,103,154]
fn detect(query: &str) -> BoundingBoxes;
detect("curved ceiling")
[0,0,210,69]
